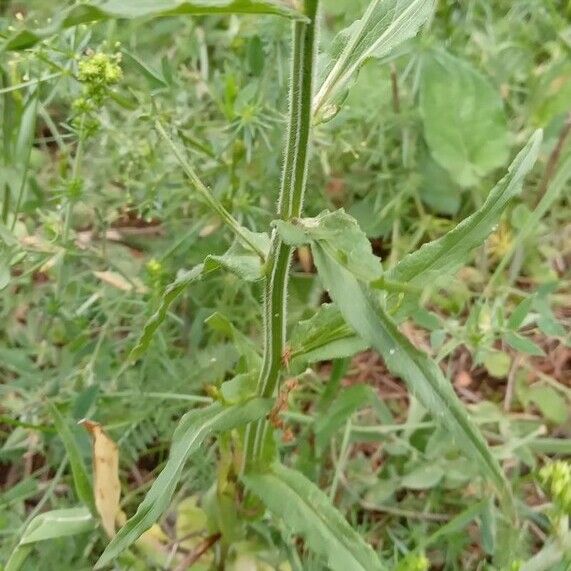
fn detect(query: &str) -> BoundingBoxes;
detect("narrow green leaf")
[290,304,367,363]
[419,49,510,186]
[96,398,272,568]
[49,403,94,512]
[129,264,206,361]
[6,507,95,571]
[244,463,385,571]
[314,0,434,116]
[6,508,95,571]
[312,241,514,514]
[2,1,305,51]
[130,240,266,360]
[386,131,542,292]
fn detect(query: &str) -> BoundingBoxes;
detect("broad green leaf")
[2,1,305,51]
[49,403,94,512]
[274,209,382,282]
[386,131,542,292]
[6,508,95,571]
[290,304,367,363]
[311,241,514,513]
[130,241,266,360]
[96,398,271,568]
[419,49,510,187]
[314,0,434,116]
[526,386,568,425]
[315,385,374,448]
[244,463,385,571]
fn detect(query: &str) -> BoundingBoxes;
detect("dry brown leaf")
[81,420,121,537]
[297,246,313,273]
[93,270,148,294]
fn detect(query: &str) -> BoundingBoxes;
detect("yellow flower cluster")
[73,51,123,114]
[539,460,571,514]
[78,52,123,87]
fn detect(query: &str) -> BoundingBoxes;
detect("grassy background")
[0,1,570,569]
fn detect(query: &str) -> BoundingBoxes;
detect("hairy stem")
[243,0,319,470]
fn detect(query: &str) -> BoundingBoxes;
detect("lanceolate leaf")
[96,398,271,569]
[2,1,305,51]
[312,242,514,513]
[386,131,542,291]
[314,0,434,116]
[244,463,385,571]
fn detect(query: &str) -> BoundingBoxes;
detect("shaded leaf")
[419,49,510,187]
[96,398,272,568]
[314,0,434,116]
[81,420,121,537]
[2,1,305,51]
[504,331,545,357]
[244,463,385,571]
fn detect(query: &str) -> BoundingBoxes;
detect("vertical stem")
[243,0,319,471]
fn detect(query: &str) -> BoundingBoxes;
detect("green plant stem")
[243,0,319,471]
[154,117,266,260]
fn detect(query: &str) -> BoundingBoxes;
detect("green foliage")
[1,0,570,569]
[244,462,385,571]
[1,0,305,51]
[97,397,271,567]
[419,49,510,186]
[6,508,96,571]
[314,0,435,116]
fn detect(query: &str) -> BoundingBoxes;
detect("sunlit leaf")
[96,398,272,568]
[314,0,434,116]
[244,463,385,571]
[81,420,121,538]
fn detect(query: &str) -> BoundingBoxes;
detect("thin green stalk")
[244,0,319,471]
[154,117,266,260]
